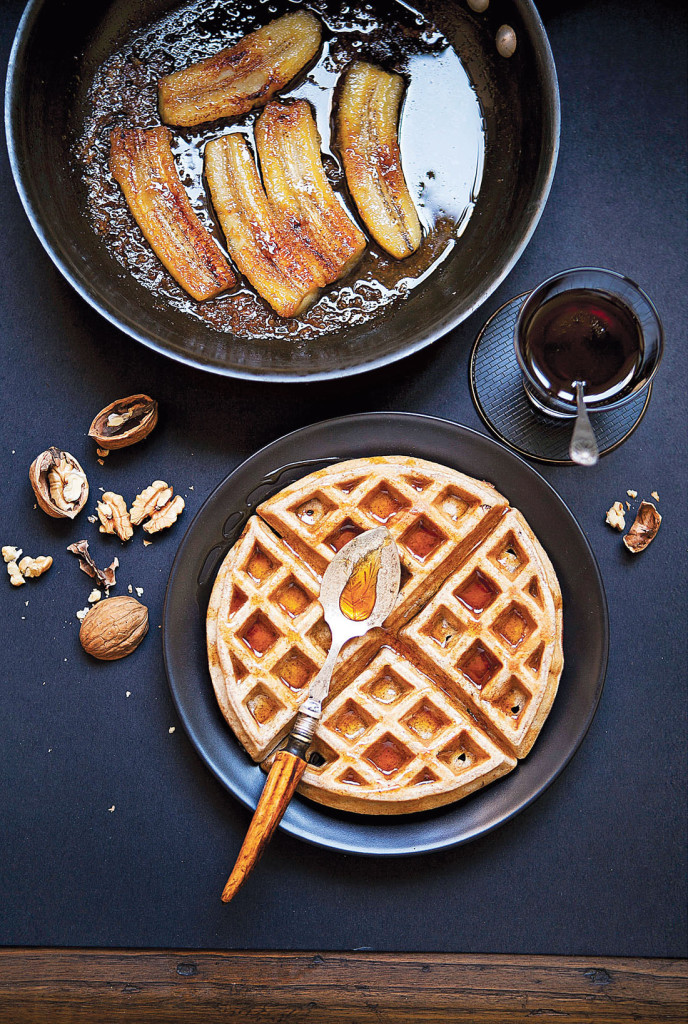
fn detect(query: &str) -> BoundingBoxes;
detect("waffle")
[206,457,563,813]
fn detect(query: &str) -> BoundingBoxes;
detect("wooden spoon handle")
[221,750,306,903]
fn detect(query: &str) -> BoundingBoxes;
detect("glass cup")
[513,268,664,419]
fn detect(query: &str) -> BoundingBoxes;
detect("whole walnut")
[79,596,148,660]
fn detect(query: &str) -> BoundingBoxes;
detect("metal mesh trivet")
[469,294,651,465]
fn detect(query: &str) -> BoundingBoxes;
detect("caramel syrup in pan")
[77,0,485,341]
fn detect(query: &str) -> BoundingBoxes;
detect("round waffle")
[206,456,563,814]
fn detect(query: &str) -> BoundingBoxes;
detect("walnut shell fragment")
[79,596,148,660]
[67,540,118,591]
[88,395,158,450]
[623,501,662,554]
[30,448,89,519]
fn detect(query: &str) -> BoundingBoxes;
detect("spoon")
[221,526,401,902]
[569,381,600,465]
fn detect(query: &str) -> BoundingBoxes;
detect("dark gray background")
[1,0,686,955]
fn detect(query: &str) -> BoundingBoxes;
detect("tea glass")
[513,268,664,419]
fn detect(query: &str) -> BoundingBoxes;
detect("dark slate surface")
[0,0,686,955]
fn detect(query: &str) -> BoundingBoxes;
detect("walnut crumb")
[126,691,131,698]
[651,491,659,501]
[127,584,133,594]
[627,489,637,498]
[143,540,152,547]
[135,587,143,597]
[88,589,101,603]
[19,555,53,578]
[605,501,626,531]
[2,546,22,563]
[169,726,175,734]
[108,805,115,813]
[7,561,25,587]
[96,448,109,458]
[76,607,91,621]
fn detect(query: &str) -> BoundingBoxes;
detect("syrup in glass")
[523,289,642,402]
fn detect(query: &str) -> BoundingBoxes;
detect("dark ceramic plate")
[163,414,608,855]
[6,0,559,381]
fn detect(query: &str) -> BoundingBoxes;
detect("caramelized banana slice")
[110,127,235,301]
[255,100,366,284]
[158,11,322,127]
[338,62,422,260]
[205,133,326,318]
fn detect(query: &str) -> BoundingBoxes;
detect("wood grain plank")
[0,950,685,1023]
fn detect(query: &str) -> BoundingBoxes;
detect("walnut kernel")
[97,492,133,541]
[2,546,22,563]
[7,561,25,587]
[130,480,172,525]
[605,501,626,532]
[130,481,185,534]
[143,494,185,534]
[18,555,53,578]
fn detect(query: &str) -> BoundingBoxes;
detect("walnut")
[144,494,185,534]
[18,555,53,578]
[7,561,25,587]
[97,492,133,541]
[2,546,22,563]
[130,481,185,534]
[623,501,661,554]
[605,501,626,531]
[79,596,148,660]
[30,448,89,519]
[130,480,172,526]
[89,395,158,450]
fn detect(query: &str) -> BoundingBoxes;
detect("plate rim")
[163,412,609,855]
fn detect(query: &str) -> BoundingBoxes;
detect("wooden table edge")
[0,949,685,1022]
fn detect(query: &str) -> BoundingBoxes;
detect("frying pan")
[5,0,559,381]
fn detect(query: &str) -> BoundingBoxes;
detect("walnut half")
[130,480,185,535]
[97,492,134,541]
[89,395,158,450]
[30,448,89,519]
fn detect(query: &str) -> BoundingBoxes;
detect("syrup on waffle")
[207,457,563,814]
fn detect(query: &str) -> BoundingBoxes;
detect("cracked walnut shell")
[623,501,661,553]
[89,395,158,450]
[30,448,89,519]
[79,596,148,660]
[97,492,133,541]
